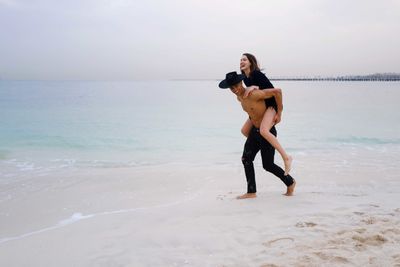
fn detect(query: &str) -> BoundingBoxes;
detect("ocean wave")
[1,158,203,176]
[328,136,400,145]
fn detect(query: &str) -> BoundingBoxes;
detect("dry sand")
[1,161,400,267]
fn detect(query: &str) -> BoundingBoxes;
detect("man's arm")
[249,88,278,100]
[241,118,253,137]
[251,88,284,123]
[273,88,283,124]
[273,88,283,114]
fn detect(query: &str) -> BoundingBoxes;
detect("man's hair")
[241,53,260,76]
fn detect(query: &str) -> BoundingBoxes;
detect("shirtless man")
[219,71,296,198]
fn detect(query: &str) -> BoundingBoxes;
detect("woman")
[240,53,292,175]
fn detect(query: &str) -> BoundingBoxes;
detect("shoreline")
[1,163,400,266]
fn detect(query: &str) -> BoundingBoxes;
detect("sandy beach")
[1,0,400,264]
[1,154,400,267]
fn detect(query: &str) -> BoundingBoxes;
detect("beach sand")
[1,159,400,267]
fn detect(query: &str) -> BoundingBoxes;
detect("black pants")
[242,126,294,193]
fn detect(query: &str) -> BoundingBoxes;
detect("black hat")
[218,71,244,89]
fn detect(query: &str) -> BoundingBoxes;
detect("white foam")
[57,213,94,226]
[0,179,210,245]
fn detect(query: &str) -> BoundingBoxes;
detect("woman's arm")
[250,88,280,100]
[243,85,259,98]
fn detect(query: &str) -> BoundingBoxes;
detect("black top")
[243,70,277,111]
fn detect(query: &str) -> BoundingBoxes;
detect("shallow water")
[1,80,400,266]
[1,80,399,179]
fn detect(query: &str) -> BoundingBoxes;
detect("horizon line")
[1,73,400,82]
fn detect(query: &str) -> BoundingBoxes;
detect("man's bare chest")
[240,99,264,113]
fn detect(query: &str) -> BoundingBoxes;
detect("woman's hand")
[243,86,259,98]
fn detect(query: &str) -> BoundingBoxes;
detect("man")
[219,71,296,199]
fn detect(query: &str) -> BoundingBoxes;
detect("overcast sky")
[1,0,399,80]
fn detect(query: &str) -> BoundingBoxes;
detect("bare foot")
[236,193,257,199]
[283,179,296,196]
[284,155,293,176]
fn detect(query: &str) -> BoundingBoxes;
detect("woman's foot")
[236,193,257,199]
[283,179,296,196]
[284,155,293,176]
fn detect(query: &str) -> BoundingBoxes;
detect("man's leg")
[238,128,260,198]
[259,126,296,195]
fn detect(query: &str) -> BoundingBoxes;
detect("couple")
[219,53,296,199]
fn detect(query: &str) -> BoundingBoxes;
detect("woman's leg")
[259,107,293,175]
[241,118,253,137]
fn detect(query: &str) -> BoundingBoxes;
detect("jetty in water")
[270,73,400,81]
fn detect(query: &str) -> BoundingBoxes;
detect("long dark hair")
[241,53,260,76]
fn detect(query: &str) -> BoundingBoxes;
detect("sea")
[1,80,400,183]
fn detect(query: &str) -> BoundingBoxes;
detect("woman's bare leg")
[260,107,293,175]
[241,118,253,137]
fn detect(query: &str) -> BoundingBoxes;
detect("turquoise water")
[1,80,400,177]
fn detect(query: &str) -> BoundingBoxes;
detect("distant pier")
[173,73,400,82]
[270,74,400,81]
[270,77,400,81]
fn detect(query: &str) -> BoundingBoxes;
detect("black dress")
[243,70,277,112]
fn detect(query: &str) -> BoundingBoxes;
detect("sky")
[0,0,399,80]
